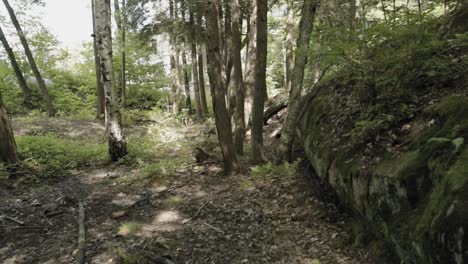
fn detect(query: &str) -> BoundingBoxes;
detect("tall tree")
[95,0,127,161]
[230,0,245,155]
[206,0,239,175]
[251,0,268,163]
[2,0,55,117]
[121,0,126,107]
[197,14,209,115]
[350,0,358,30]
[189,0,204,121]
[244,0,257,127]
[0,23,32,105]
[180,0,193,114]
[224,0,236,118]
[92,0,105,119]
[278,0,319,162]
[170,0,182,115]
[114,0,127,106]
[285,0,294,92]
[0,91,18,165]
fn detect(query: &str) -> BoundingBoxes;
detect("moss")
[352,220,374,247]
[162,195,184,208]
[424,96,468,138]
[299,69,468,263]
[117,222,143,236]
[115,247,139,263]
[348,117,394,145]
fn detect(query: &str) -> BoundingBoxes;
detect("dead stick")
[183,201,209,224]
[0,225,47,229]
[203,222,224,233]
[77,202,85,264]
[131,182,188,208]
[4,216,25,225]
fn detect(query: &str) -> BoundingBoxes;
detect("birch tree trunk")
[278,0,319,162]
[92,0,105,119]
[0,24,32,105]
[251,0,268,163]
[285,0,294,93]
[2,0,55,117]
[189,0,203,121]
[114,0,123,100]
[95,0,127,161]
[206,0,239,175]
[230,0,246,155]
[0,92,18,165]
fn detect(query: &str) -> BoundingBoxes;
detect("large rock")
[298,86,468,263]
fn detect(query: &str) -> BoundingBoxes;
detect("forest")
[0,0,467,263]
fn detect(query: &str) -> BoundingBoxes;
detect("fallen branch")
[203,222,224,233]
[183,201,209,225]
[0,225,47,230]
[3,215,25,226]
[263,93,289,125]
[77,202,86,264]
[131,182,188,208]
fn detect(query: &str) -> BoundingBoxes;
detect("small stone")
[111,211,127,219]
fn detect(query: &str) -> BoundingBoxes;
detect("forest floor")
[0,113,373,264]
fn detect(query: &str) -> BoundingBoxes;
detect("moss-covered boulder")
[298,88,468,263]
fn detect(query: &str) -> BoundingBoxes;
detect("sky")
[39,0,93,50]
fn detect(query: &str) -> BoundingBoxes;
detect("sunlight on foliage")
[16,135,108,174]
[250,160,300,179]
[118,222,143,236]
[162,195,184,208]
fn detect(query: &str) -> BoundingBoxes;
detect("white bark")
[95,0,127,161]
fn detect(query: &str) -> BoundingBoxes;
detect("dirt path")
[1,117,372,264]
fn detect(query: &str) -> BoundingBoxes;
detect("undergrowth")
[250,160,300,179]
[16,134,108,174]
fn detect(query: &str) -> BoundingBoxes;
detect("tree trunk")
[197,14,209,115]
[121,0,127,107]
[169,0,182,115]
[381,0,388,23]
[199,44,209,115]
[244,0,257,127]
[206,0,239,175]
[350,0,357,30]
[251,0,268,163]
[0,92,19,165]
[0,24,32,105]
[277,0,318,162]
[180,0,192,114]
[224,0,235,119]
[181,50,192,114]
[230,0,245,155]
[92,0,105,119]
[95,0,127,161]
[113,0,127,107]
[285,0,294,93]
[189,0,203,121]
[2,0,55,117]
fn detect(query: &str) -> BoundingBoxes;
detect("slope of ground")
[0,115,371,264]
